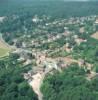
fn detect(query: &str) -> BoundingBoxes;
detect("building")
[95,19,98,24]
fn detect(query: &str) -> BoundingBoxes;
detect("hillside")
[0,1,98,18]
[1,1,98,100]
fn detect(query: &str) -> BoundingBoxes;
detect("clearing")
[0,48,10,57]
[29,73,44,100]
[0,34,11,57]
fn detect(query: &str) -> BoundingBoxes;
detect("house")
[32,17,39,23]
[63,43,73,53]
[36,53,46,66]
[15,41,22,48]
[22,42,27,48]
[44,60,58,70]
[78,59,85,66]
[73,35,78,39]
[23,59,32,66]
[0,16,5,22]
[17,57,25,62]
[64,27,68,30]
[57,60,67,69]
[95,19,98,24]
[45,23,49,26]
[65,47,73,53]
[63,30,71,36]
[24,73,31,80]
[75,38,87,45]
[79,27,85,33]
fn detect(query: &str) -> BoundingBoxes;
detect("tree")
[41,64,97,100]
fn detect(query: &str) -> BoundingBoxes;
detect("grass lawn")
[0,36,11,57]
[0,48,10,57]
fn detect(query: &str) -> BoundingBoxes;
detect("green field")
[0,48,10,57]
[0,33,11,57]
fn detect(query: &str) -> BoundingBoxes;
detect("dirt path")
[29,73,45,100]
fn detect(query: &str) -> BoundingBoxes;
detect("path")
[29,73,45,100]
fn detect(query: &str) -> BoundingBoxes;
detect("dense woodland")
[0,54,38,100]
[41,64,98,100]
[0,1,98,17]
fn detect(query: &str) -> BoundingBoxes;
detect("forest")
[0,54,38,100]
[41,64,98,100]
[0,1,98,18]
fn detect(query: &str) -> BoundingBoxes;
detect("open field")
[0,48,10,57]
[91,31,98,39]
[0,35,11,57]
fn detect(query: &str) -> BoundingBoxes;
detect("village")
[1,15,96,100]
[8,15,98,68]
[0,14,98,100]
[1,1,98,100]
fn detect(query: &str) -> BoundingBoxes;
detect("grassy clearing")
[0,38,11,57]
[0,48,10,57]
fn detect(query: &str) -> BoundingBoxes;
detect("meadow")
[0,39,11,57]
